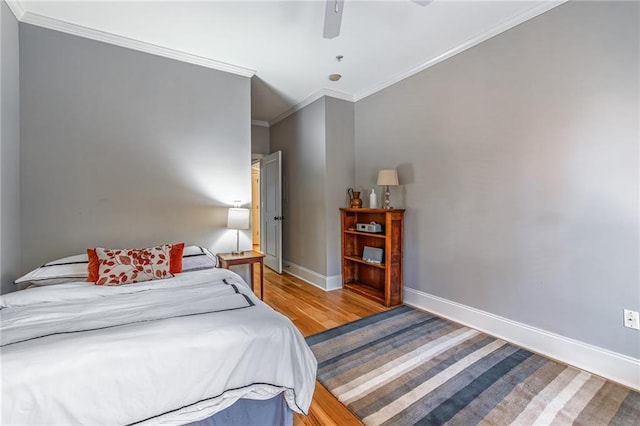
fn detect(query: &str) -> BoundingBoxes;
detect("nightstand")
[217,251,266,300]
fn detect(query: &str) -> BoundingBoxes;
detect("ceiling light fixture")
[329,74,342,81]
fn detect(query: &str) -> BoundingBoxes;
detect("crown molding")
[5,0,25,20]
[268,88,354,127]
[267,1,565,122]
[18,11,255,78]
[10,0,567,119]
[354,0,567,102]
[251,120,269,128]
[323,89,355,103]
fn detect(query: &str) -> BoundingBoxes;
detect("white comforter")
[0,268,317,425]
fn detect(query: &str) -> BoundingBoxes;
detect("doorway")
[261,151,283,273]
[251,160,261,252]
[251,151,283,273]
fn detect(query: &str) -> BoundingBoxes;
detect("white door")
[261,151,282,273]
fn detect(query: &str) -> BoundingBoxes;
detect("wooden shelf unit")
[340,208,404,307]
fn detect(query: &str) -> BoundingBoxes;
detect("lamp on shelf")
[377,169,399,209]
[227,204,250,255]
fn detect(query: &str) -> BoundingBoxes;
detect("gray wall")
[271,98,328,275]
[270,97,355,281]
[251,124,270,155]
[325,98,354,278]
[0,1,21,294]
[20,24,251,272]
[354,1,639,357]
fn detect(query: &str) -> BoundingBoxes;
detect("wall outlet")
[623,309,640,330]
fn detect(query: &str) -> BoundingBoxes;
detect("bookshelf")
[340,208,404,307]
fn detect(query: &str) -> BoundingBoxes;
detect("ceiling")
[9,1,565,125]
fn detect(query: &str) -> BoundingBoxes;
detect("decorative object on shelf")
[377,169,399,209]
[369,188,378,208]
[227,202,250,255]
[347,187,363,208]
[362,246,383,264]
[356,222,382,233]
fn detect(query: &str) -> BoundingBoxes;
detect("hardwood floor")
[256,267,388,425]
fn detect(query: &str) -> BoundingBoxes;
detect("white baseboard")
[404,287,640,391]
[283,260,341,291]
[325,274,342,291]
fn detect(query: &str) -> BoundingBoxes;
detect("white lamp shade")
[377,169,399,186]
[227,208,250,230]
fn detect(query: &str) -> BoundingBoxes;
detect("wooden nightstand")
[217,251,266,300]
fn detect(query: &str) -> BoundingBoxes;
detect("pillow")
[87,243,185,282]
[14,254,89,286]
[94,245,173,286]
[170,242,185,273]
[87,248,99,282]
[182,245,218,271]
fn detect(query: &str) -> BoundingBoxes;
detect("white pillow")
[14,254,89,286]
[182,246,218,271]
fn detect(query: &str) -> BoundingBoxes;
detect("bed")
[1,247,317,425]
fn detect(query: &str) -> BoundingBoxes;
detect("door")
[261,151,282,273]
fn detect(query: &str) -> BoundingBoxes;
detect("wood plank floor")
[255,267,389,425]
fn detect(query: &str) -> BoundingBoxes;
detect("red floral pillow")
[94,245,173,286]
[87,243,184,283]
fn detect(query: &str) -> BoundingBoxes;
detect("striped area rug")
[306,305,639,425]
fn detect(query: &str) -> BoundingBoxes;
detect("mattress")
[0,268,317,425]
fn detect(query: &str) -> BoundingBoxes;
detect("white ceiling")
[10,1,565,125]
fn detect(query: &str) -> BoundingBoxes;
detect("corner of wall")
[5,0,26,21]
[283,260,342,291]
[324,97,355,278]
[1,0,22,294]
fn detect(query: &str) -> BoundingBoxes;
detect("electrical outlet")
[623,309,640,330]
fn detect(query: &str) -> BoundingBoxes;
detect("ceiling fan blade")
[323,0,344,39]
[411,0,434,5]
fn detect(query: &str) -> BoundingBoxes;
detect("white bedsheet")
[0,268,317,425]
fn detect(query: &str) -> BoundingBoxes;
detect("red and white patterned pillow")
[87,243,184,283]
[95,245,173,286]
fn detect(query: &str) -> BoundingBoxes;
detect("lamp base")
[382,185,393,209]
[231,230,244,255]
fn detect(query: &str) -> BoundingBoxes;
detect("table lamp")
[227,207,250,254]
[377,169,399,209]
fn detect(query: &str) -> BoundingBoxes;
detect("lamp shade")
[377,169,399,186]
[227,208,250,230]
